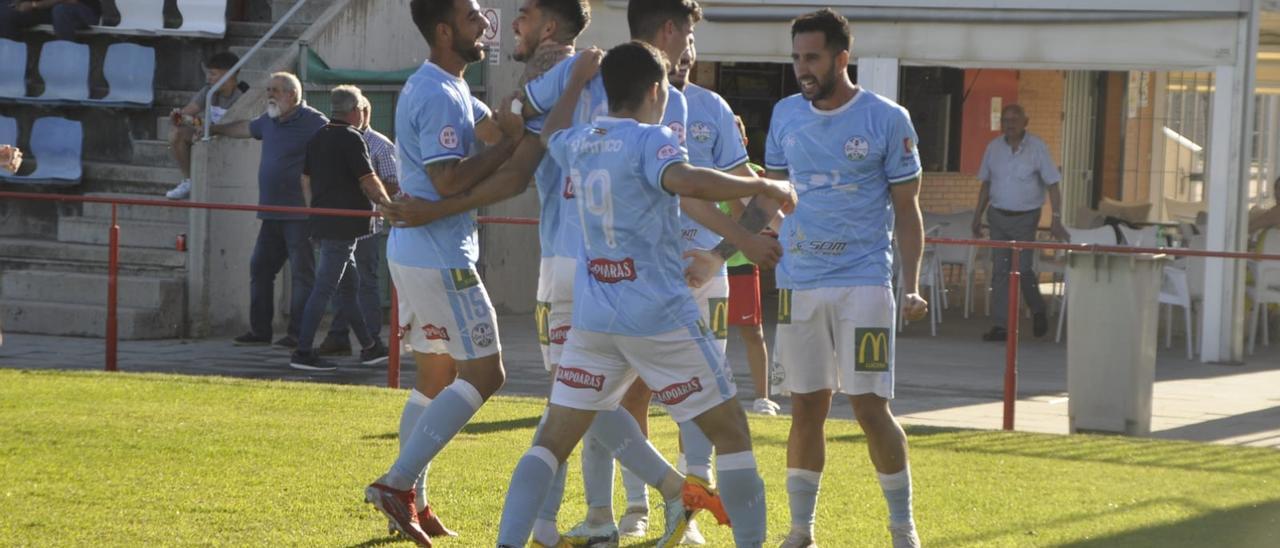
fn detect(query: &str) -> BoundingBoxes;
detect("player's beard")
[512,32,537,62]
[800,61,839,102]
[453,23,485,63]
[266,101,281,119]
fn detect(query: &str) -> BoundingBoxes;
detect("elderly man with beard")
[212,72,328,348]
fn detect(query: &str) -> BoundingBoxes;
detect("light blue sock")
[717,451,767,547]
[620,466,649,509]
[588,407,674,487]
[397,390,431,506]
[580,429,615,508]
[678,421,714,481]
[386,380,484,490]
[497,446,559,547]
[878,467,914,525]
[786,468,822,536]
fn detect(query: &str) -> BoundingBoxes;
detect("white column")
[1200,12,1258,363]
[857,57,899,102]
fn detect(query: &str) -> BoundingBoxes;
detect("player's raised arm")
[540,47,603,147]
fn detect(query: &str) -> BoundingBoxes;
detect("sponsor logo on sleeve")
[855,327,891,372]
[556,366,605,391]
[423,324,451,341]
[667,122,686,145]
[439,125,460,149]
[844,136,869,161]
[657,144,681,161]
[471,322,496,348]
[903,137,916,154]
[587,257,638,283]
[654,378,704,405]
[548,325,570,345]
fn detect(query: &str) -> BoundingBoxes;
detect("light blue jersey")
[547,117,699,336]
[765,90,922,289]
[388,61,487,269]
[525,52,688,259]
[679,83,749,257]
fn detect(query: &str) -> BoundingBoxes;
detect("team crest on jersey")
[903,138,915,154]
[657,144,681,161]
[667,122,686,145]
[844,136,870,161]
[588,257,638,283]
[654,377,704,405]
[557,366,605,391]
[439,125,460,149]
[689,122,714,143]
[471,322,495,348]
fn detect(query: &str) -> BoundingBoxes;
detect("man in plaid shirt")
[320,95,398,355]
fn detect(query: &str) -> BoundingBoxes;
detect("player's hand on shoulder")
[494,101,526,142]
[762,177,798,215]
[682,249,725,289]
[571,47,604,83]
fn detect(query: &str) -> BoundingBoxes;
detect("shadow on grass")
[1059,499,1280,548]
[361,432,399,441]
[901,428,1280,476]
[461,415,542,435]
[343,535,405,548]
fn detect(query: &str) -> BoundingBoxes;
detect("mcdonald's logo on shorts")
[777,289,793,324]
[535,301,551,345]
[449,268,480,290]
[709,297,728,340]
[855,328,890,372]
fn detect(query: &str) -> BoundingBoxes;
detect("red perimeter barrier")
[4,190,1280,431]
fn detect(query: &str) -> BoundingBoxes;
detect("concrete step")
[0,237,186,271]
[82,161,183,196]
[228,46,294,72]
[58,217,187,250]
[1,270,182,309]
[82,193,190,225]
[271,0,336,26]
[0,298,182,339]
[130,139,177,168]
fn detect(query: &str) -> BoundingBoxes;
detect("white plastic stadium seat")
[112,0,165,34]
[174,0,228,37]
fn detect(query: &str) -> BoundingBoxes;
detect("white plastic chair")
[1055,226,1120,343]
[897,227,945,336]
[112,0,165,34]
[174,0,228,37]
[922,210,976,312]
[1247,229,1280,354]
[1119,225,1160,247]
[1158,233,1204,360]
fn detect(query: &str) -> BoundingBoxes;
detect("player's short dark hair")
[791,8,851,52]
[602,41,668,113]
[205,51,239,71]
[536,0,590,40]
[410,0,456,44]
[627,0,702,41]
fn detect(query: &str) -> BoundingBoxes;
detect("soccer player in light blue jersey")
[495,41,796,548]
[699,9,931,548]
[362,1,545,545]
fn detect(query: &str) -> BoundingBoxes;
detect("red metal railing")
[3,190,1279,430]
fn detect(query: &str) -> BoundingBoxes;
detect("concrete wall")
[188,138,265,336]
[308,0,429,71]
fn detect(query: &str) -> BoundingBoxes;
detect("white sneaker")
[679,517,706,545]
[779,530,817,548]
[562,520,620,547]
[752,397,780,416]
[889,521,921,548]
[618,506,648,537]
[166,179,191,200]
[657,497,692,548]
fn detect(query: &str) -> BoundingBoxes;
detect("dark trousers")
[249,220,314,339]
[989,207,1048,328]
[0,3,100,40]
[327,233,384,341]
[298,238,373,352]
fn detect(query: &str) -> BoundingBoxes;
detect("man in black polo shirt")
[289,85,393,370]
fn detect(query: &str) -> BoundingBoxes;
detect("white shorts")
[389,261,501,360]
[536,256,577,371]
[772,286,895,399]
[691,274,729,355]
[554,325,738,423]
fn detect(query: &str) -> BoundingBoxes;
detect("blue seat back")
[0,39,26,99]
[26,117,82,182]
[0,116,17,147]
[36,41,90,102]
[100,43,155,105]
